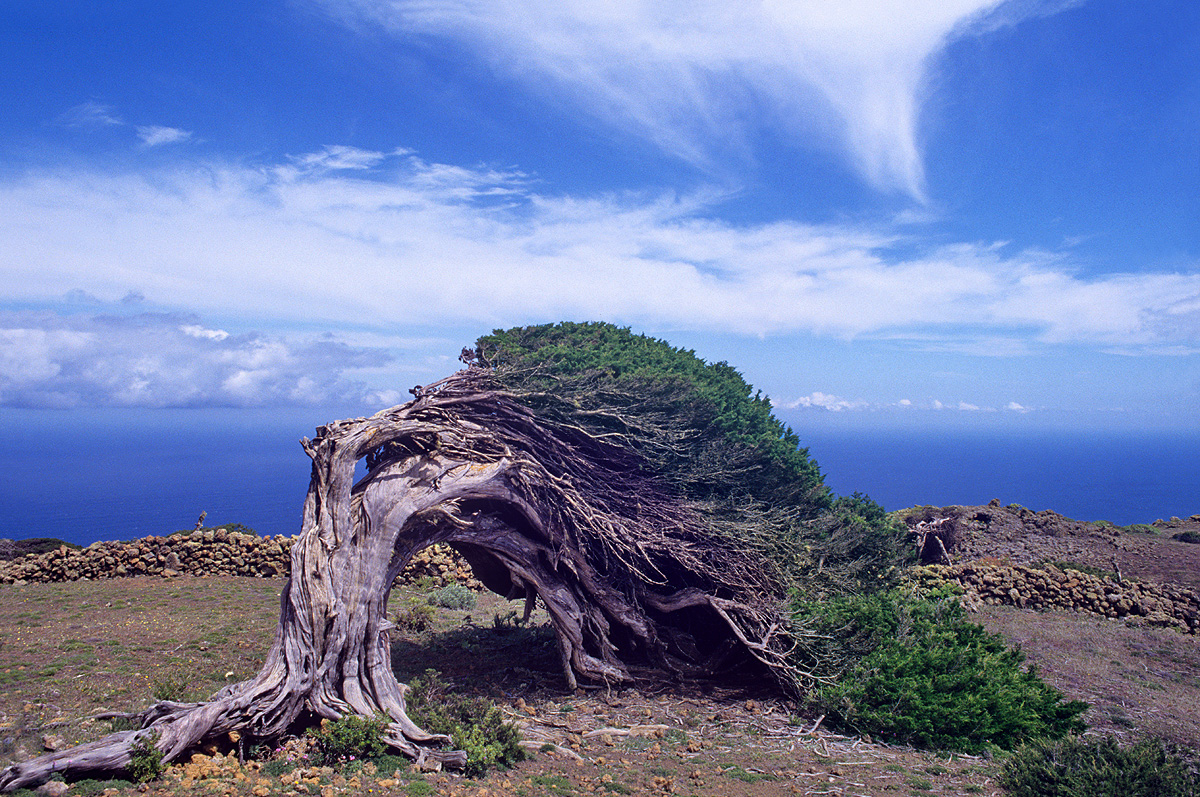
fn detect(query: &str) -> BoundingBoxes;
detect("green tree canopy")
[472,321,905,597]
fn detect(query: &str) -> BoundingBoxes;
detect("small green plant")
[394,597,436,632]
[106,716,138,732]
[1037,559,1112,578]
[406,781,434,797]
[150,670,191,702]
[307,713,390,767]
[492,609,526,631]
[1174,530,1200,544]
[427,584,477,610]
[406,670,526,777]
[1000,736,1199,797]
[723,765,776,783]
[793,589,1087,752]
[126,732,164,783]
[261,759,298,778]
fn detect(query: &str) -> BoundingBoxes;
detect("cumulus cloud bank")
[320,0,1079,198]
[0,311,402,409]
[1,148,1196,351]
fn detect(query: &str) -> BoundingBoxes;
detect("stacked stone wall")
[0,531,476,589]
[911,561,1200,634]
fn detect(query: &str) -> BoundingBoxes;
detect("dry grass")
[972,602,1200,749]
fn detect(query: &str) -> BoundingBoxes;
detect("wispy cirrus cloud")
[0,146,1197,351]
[136,125,193,147]
[0,311,403,409]
[58,101,124,129]
[317,0,1083,199]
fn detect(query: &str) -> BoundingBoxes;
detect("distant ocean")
[1,411,1197,548]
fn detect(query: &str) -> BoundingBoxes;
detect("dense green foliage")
[1000,736,1198,797]
[306,714,390,767]
[0,537,79,561]
[474,322,908,596]
[407,670,526,777]
[476,322,823,507]
[793,589,1087,752]
[126,733,164,783]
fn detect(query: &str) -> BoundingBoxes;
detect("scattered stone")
[35,781,69,797]
[41,734,66,752]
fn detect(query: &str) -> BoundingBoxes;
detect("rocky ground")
[897,501,1200,590]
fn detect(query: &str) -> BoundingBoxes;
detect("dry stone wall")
[0,530,477,589]
[911,561,1200,634]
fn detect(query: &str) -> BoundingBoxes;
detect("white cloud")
[0,148,1197,351]
[58,101,124,128]
[136,126,193,146]
[0,311,399,409]
[290,144,394,171]
[779,391,869,411]
[318,0,1078,198]
[180,324,230,341]
[777,393,1033,413]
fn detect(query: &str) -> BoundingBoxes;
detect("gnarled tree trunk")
[1,369,790,791]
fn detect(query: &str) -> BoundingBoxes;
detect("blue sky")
[1,0,1197,431]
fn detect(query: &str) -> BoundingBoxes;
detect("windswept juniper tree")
[1,323,903,791]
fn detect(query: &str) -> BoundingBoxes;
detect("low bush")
[394,597,436,632]
[0,537,80,560]
[793,589,1087,752]
[406,670,526,777]
[126,732,164,783]
[1000,736,1198,796]
[1174,530,1200,544]
[307,713,390,767]
[427,584,477,610]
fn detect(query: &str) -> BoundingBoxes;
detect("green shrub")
[1000,736,1198,797]
[793,590,1087,752]
[394,597,436,632]
[1174,530,1200,544]
[0,537,80,560]
[307,713,390,767]
[427,584,477,610]
[406,670,526,777]
[126,732,164,783]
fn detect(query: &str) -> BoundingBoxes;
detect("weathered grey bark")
[1,369,789,791]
